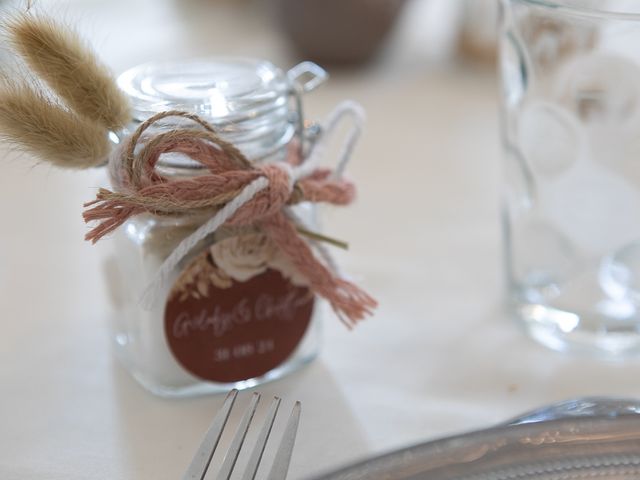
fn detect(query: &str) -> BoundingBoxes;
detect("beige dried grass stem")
[7,12,130,131]
[0,78,110,168]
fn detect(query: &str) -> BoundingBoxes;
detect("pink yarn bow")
[84,111,376,327]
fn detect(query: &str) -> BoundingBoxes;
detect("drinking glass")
[500,0,640,355]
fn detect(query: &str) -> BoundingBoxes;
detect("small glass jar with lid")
[106,58,329,397]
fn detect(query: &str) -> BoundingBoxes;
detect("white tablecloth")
[2,1,640,479]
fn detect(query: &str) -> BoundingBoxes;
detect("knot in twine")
[84,104,376,328]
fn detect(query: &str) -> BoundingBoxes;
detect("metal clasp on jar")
[287,61,328,158]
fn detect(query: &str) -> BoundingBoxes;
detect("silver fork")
[182,389,302,480]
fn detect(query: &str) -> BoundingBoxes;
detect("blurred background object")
[458,0,499,64]
[272,0,501,68]
[274,0,408,66]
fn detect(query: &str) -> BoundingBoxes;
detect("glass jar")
[106,58,328,396]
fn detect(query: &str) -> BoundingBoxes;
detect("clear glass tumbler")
[500,0,640,355]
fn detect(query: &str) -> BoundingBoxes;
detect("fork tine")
[217,392,261,480]
[266,401,302,480]
[182,389,238,480]
[241,397,282,480]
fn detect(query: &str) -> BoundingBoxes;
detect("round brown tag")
[164,241,314,383]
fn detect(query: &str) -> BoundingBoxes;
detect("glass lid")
[116,58,327,164]
[118,57,290,123]
[117,57,301,162]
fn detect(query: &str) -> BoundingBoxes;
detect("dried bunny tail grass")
[0,78,110,168]
[6,12,131,131]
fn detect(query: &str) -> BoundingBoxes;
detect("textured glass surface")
[500,0,640,355]
[516,1,640,17]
